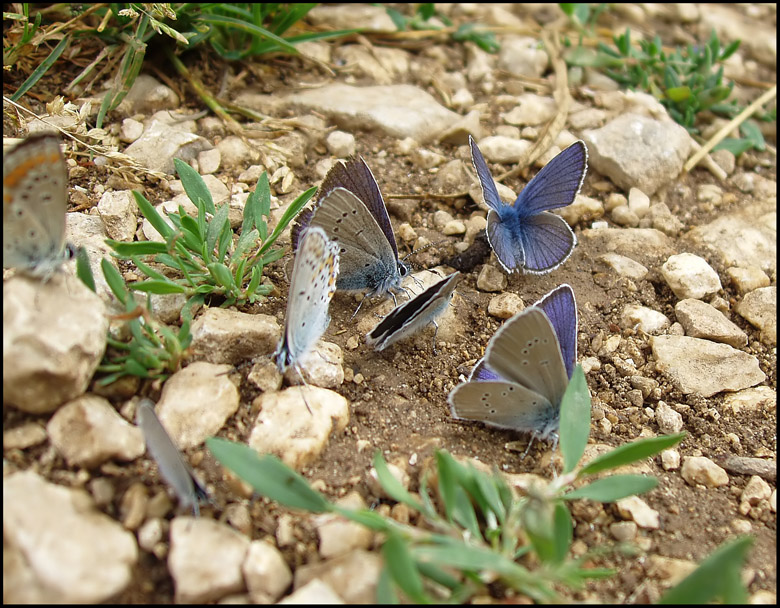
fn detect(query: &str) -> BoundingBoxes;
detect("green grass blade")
[559,365,591,474]
[206,438,331,512]
[175,158,216,215]
[658,536,753,604]
[10,34,70,101]
[74,246,95,292]
[382,532,429,604]
[132,191,175,239]
[579,433,685,477]
[564,475,658,502]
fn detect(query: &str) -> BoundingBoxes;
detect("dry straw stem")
[684,84,777,173]
[498,26,572,184]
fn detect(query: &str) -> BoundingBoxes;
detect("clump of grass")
[106,158,314,310]
[97,258,193,385]
[386,3,500,53]
[5,3,354,128]
[207,366,750,602]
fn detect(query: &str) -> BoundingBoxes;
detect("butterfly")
[292,156,409,300]
[3,133,73,279]
[470,136,587,274]
[274,226,340,377]
[366,271,461,351]
[136,398,210,516]
[449,284,577,443]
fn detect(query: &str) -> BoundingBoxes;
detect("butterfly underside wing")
[366,271,461,351]
[275,226,340,373]
[291,156,407,298]
[2,133,69,277]
[449,285,578,441]
[306,187,403,296]
[136,399,209,516]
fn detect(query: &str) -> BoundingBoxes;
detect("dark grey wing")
[136,399,207,516]
[309,187,402,296]
[366,272,460,350]
[448,381,560,439]
[319,156,399,260]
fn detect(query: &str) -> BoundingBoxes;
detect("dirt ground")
[3,3,776,604]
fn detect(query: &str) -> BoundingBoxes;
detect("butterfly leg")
[293,363,314,415]
[521,435,537,459]
[349,296,369,321]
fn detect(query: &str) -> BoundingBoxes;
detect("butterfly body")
[3,133,70,279]
[449,284,577,442]
[471,137,588,274]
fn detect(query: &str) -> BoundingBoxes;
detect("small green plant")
[559,3,608,36]
[206,366,748,603]
[385,3,500,53]
[97,258,193,385]
[106,158,314,310]
[5,3,354,127]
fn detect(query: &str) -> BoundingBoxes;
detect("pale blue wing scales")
[448,381,560,439]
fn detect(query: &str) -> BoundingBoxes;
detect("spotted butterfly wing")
[275,226,340,372]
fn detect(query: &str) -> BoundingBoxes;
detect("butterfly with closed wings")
[292,156,409,302]
[136,398,210,516]
[274,226,340,380]
[449,284,578,448]
[3,133,74,279]
[366,271,461,352]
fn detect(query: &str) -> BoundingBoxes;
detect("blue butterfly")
[292,157,409,300]
[470,136,587,274]
[449,284,578,443]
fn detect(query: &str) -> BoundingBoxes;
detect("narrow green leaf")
[206,202,231,255]
[206,438,330,512]
[132,191,174,239]
[564,474,658,502]
[579,433,685,476]
[382,532,429,604]
[208,262,236,290]
[106,239,170,257]
[739,120,765,150]
[665,85,691,103]
[256,186,316,255]
[659,536,753,604]
[372,451,425,512]
[127,279,189,294]
[713,138,754,156]
[101,258,129,304]
[560,365,591,474]
[552,502,573,564]
[376,567,401,604]
[75,246,95,292]
[11,34,71,101]
[175,158,216,215]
